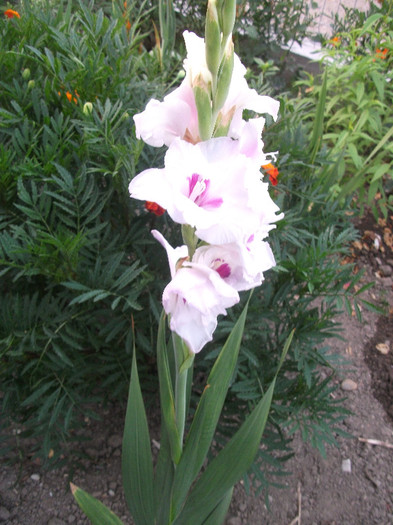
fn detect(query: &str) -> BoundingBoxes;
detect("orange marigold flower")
[145,201,165,216]
[64,90,80,104]
[4,9,20,18]
[330,36,341,47]
[262,163,279,186]
[376,48,388,59]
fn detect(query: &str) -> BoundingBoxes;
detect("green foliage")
[296,6,393,218]
[0,0,382,505]
[0,0,169,466]
[193,83,375,493]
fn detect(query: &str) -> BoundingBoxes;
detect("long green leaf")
[122,348,155,524]
[172,379,276,524]
[157,312,182,464]
[202,487,233,525]
[154,426,175,525]
[170,301,249,517]
[309,68,327,164]
[173,330,293,524]
[70,483,124,525]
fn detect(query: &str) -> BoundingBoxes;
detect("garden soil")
[1,212,392,525]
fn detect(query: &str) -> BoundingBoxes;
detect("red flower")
[145,201,165,216]
[4,9,20,19]
[262,163,279,186]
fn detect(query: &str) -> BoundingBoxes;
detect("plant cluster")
[297,3,393,218]
[0,0,170,467]
[0,0,382,501]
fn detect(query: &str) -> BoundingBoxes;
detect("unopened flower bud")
[22,68,30,80]
[221,0,236,40]
[214,39,234,112]
[83,102,93,115]
[176,69,186,82]
[205,0,221,78]
[193,75,212,141]
[27,80,35,90]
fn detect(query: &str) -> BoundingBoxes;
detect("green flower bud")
[83,102,93,115]
[214,39,234,112]
[193,74,212,141]
[205,0,221,78]
[221,0,236,40]
[27,80,35,90]
[22,68,30,80]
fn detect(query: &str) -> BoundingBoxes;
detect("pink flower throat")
[212,258,231,279]
[188,173,223,209]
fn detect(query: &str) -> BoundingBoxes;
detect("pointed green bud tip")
[221,0,236,39]
[205,0,222,77]
[22,68,30,80]
[214,39,234,112]
[27,80,35,90]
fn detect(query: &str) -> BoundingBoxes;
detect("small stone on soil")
[376,343,390,354]
[342,458,351,473]
[379,264,393,277]
[226,517,242,525]
[341,378,358,391]
[47,518,66,525]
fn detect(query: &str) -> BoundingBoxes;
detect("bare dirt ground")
[1,211,392,525]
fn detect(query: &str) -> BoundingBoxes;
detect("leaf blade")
[122,347,155,524]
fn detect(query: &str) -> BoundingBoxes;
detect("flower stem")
[173,334,194,450]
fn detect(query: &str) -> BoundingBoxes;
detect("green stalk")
[172,334,191,447]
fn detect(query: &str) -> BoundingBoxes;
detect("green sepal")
[194,78,213,141]
[122,343,155,524]
[214,40,234,113]
[157,311,182,464]
[170,300,249,518]
[213,107,235,137]
[70,483,124,525]
[179,348,194,374]
[205,0,222,78]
